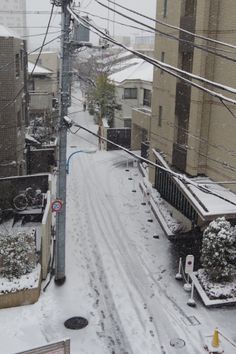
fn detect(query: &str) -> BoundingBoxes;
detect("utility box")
[73,16,90,42]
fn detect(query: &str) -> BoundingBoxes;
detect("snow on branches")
[0,230,36,280]
[201,217,236,282]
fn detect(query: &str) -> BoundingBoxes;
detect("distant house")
[0,25,28,177]
[28,61,55,124]
[28,51,59,99]
[110,59,153,130]
[109,58,153,154]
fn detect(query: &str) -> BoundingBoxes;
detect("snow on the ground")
[0,88,236,354]
[0,264,41,294]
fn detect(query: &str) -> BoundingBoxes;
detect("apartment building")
[0,0,27,38]
[0,25,27,177]
[149,0,236,227]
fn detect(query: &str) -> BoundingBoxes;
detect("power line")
[22,30,61,38]
[30,1,56,76]
[106,0,236,51]
[68,9,236,110]
[0,34,61,72]
[95,0,236,64]
[79,9,236,55]
[120,99,236,160]
[0,35,61,117]
[70,121,236,207]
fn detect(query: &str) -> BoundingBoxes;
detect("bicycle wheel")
[13,194,28,211]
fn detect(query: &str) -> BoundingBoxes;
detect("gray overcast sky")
[26,0,156,49]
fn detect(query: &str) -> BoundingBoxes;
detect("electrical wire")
[120,99,236,160]
[68,9,236,109]
[106,0,236,50]
[95,0,236,64]
[30,1,56,76]
[68,121,236,207]
[0,34,61,72]
[0,34,61,118]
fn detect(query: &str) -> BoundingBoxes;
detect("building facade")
[150,0,236,188]
[0,26,27,177]
[147,0,236,229]
[0,0,27,38]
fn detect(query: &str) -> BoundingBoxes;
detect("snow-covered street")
[0,90,236,354]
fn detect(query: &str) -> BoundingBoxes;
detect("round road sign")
[51,199,63,212]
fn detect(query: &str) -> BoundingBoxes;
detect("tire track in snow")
[70,156,132,354]
[81,153,202,354]
[80,156,170,353]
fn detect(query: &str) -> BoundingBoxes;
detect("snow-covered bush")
[201,217,235,282]
[0,231,36,280]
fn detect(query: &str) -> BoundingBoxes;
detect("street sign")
[185,255,194,274]
[51,199,63,212]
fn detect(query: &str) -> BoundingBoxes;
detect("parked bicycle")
[13,187,44,211]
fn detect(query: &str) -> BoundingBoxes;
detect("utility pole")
[54,0,72,285]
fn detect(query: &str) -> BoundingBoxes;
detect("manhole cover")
[170,338,185,349]
[64,317,88,330]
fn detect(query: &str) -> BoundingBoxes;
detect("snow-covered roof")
[153,149,236,221]
[188,177,236,217]
[25,134,41,145]
[28,61,53,75]
[0,25,21,39]
[109,59,153,84]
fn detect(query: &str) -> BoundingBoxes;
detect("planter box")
[190,272,236,307]
[0,266,41,309]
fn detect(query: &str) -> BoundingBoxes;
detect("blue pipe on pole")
[66,150,95,174]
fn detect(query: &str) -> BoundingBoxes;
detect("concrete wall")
[0,174,50,209]
[0,36,27,177]
[131,108,151,150]
[0,280,41,309]
[29,92,53,111]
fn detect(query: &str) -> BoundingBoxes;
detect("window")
[161,51,165,74]
[143,89,152,107]
[124,88,137,99]
[163,0,168,18]
[185,0,195,16]
[15,53,20,77]
[181,52,193,73]
[158,106,163,127]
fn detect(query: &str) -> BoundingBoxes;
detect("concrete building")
[110,59,153,129]
[0,0,27,38]
[29,51,60,98]
[0,25,27,177]
[133,34,155,57]
[149,0,236,228]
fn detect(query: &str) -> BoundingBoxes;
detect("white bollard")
[175,257,183,280]
[187,282,196,307]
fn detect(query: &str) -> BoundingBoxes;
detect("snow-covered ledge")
[0,265,41,309]
[190,271,236,307]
